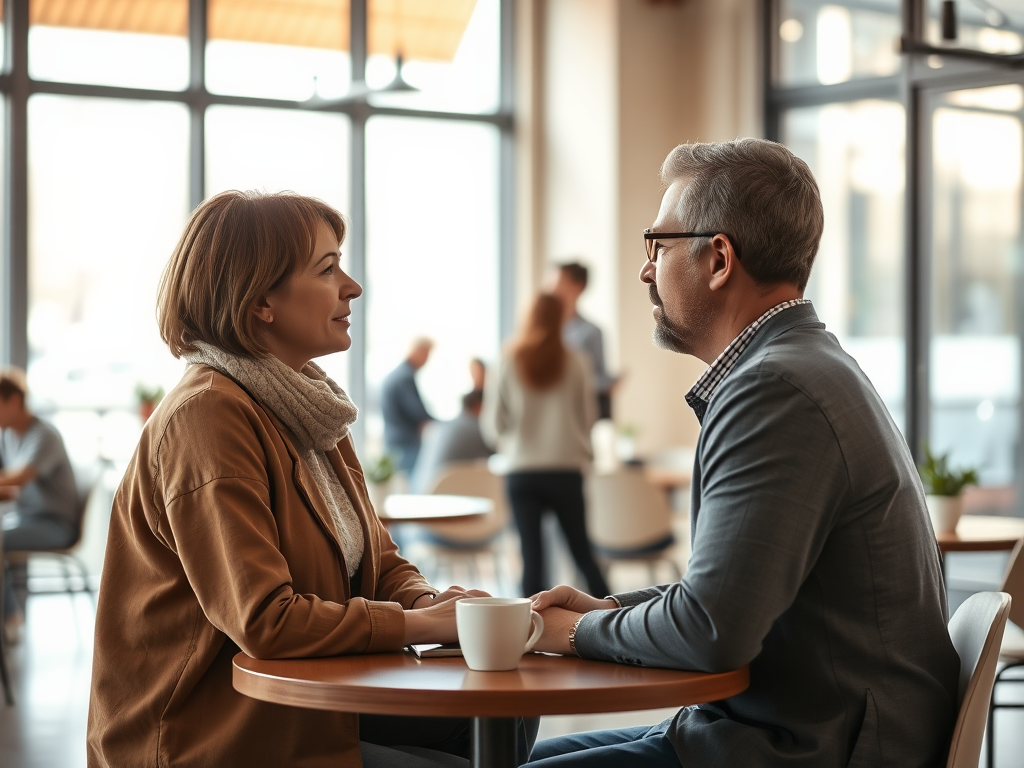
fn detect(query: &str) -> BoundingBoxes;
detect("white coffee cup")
[456,597,544,671]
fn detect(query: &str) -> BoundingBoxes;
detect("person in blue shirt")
[381,338,435,476]
[550,263,619,420]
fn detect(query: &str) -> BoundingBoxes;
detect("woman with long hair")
[483,293,609,599]
[85,191,513,768]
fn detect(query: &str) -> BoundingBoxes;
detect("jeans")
[506,471,609,598]
[528,723,681,767]
[360,714,540,767]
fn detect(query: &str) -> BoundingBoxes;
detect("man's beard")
[649,283,708,355]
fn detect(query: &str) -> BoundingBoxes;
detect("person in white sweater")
[482,293,610,598]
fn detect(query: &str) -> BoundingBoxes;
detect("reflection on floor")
[2,547,1023,766]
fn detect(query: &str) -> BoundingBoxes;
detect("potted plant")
[135,383,165,422]
[365,453,398,513]
[616,423,640,464]
[918,444,979,534]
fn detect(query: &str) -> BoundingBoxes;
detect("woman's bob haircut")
[157,190,346,359]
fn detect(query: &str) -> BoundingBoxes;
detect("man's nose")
[639,259,656,284]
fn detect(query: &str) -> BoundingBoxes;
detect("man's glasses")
[643,229,724,263]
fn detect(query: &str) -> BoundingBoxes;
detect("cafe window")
[767,0,1024,504]
[0,0,514,464]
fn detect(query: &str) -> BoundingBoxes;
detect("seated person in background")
[411,389,494,494]
[382,338,435,476]
[86,191,537,768]
[0,366,78,639]
[528,139,959,767]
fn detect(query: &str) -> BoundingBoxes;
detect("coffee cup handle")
[523,610,544,653]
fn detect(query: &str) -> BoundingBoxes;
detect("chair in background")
[4,461,102,605]
[987,539,1024,767]
[586,468,682,585]
[945,591,1011,768]
[0,526,13,705]
[416,461,512,589]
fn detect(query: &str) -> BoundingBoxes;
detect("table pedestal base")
[472,716,518,768]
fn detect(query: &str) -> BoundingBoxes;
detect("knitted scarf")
[184,342,364,576]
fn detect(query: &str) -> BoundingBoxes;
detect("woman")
[86,191,494,768]
[482,293,610,599]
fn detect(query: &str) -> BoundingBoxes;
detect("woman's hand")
[411,585,491,610]
[404,586,490,645]
[531,585,618,613]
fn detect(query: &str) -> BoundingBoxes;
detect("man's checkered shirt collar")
[684,299,811,415]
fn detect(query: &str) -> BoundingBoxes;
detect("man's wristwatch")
[568,616,584,656]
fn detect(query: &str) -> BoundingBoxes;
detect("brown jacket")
[87,365,436,768]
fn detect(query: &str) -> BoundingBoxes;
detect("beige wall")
[516,0,762,455]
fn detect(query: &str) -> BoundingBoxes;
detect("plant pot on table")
[926,494,964,535]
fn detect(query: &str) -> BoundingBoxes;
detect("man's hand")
[531,585,618,614]
[531,606,583,655]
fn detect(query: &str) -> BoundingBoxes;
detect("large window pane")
[925,0,1024,54]
[30,0,189,90]
[364,117,500,458]
[930,85,1022,491]
[27,96,190,463]
[781,99,906,428]
[365,0,500,114]
[206,0,352,100]
[776,0,900,86]
[206,106,352,387]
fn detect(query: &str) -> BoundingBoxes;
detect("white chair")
[416,461,512,588]
[945,591,1011,768]
[586,468,682,584]
[986,539,1024,767]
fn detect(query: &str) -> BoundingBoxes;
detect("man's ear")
[708,234,739,292]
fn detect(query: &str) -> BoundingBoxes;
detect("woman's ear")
[252,295,273,324]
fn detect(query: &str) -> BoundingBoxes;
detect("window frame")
[0,0,515,451]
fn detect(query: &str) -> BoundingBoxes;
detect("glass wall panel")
[30,0,189,90]
[926,0,1024,54]
[365,0,500,114]
[27,95,190,463]
[929,84,1023,492]
[363,116,500,459]
[776,0,901,86]
[206,0,352,100]
[781,99,906,428]
[206,106,352,387]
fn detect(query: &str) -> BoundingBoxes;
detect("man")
[549,263,618,420]
[411,389,493,494]
[0,367,78,638]
[381,337,435,475]
[528,139,960,767]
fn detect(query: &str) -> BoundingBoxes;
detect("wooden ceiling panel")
[24,0,477,61]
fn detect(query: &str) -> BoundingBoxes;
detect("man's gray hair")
[660,138,824,290]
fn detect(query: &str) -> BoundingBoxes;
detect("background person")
[410,389,493,494]
[86,191,517,768]
[482,293,609,600]
[382,338,435,476]
[549,262,619,421]
[527,139,959,767]
[0,366,78,641]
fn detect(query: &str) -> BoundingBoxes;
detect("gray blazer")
[575,304,960,767]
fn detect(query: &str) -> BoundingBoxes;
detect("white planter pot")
[367,480,392,514]
[926,494,964,535]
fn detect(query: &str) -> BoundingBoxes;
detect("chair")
[416,461,512,587]
[4,461,102,603]
[0,524,13,705]
[585,468,682,584]
[986,539,1024,767]
[946,591,1011,768]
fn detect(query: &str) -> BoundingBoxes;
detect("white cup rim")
[457,597,532,607]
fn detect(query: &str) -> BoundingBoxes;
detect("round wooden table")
[233,650,749,768]
[935,515,1024,554]
[379,494,492,526]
